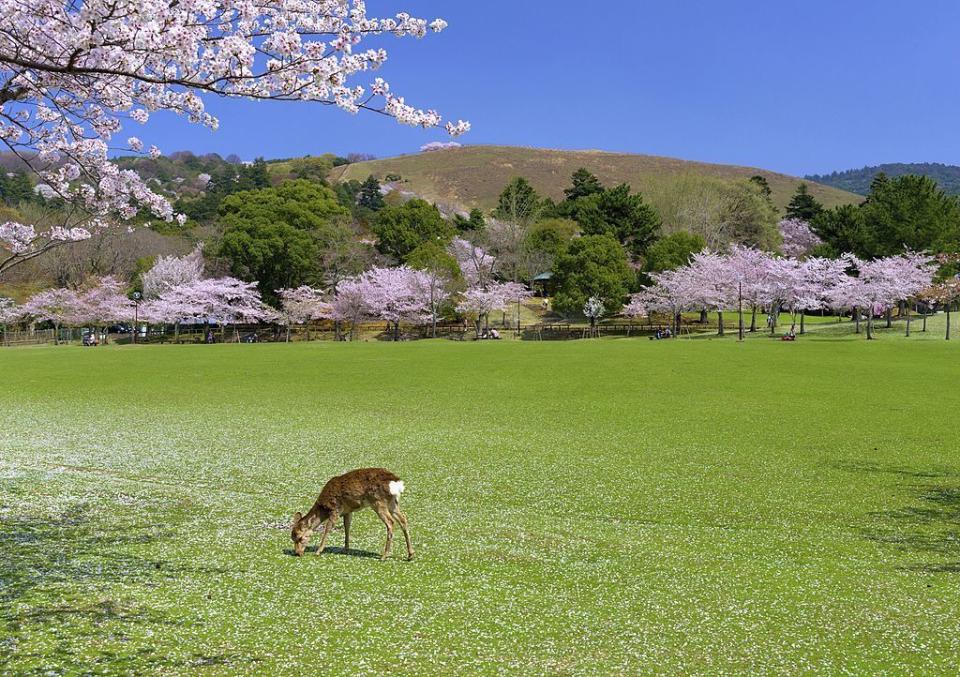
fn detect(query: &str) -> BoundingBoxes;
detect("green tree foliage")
[552,234,633,318]
[718,180,781,250]
[452,208,486,234]
[785,183,824,221]
[749,175,772,199]
[572,183,661,259]
[810,204,870,258]
[812,174,960,258]
[807,162,960,196]
[0,171,35,206]
[287,155,335,183]
[216,180,350,302]
[371,199,453,262]
[493,177,542,225]
[406,240,462,284]
[526,218,579,259]
[357,175,385,211]
[644,231,706,272]
[564,168,604,202]
[178,158,272,223]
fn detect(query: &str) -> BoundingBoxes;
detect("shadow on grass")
[840,463,960,574]
[283,545,381,559]
[0,503,256,673]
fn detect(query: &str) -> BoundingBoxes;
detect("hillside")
[806,163,960,196]
[328,145,860,213]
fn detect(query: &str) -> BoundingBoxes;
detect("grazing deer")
[291,468,413,560]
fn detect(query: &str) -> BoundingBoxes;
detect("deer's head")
[291,511,311,556]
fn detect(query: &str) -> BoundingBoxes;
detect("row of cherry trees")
[6,232,957,342]
[3,236,534,342]
[624,247,949,340]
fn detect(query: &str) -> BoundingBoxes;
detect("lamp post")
[132,291,142,344]
[738,280,744,342]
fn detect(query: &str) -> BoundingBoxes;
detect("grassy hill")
[329,145,860,213]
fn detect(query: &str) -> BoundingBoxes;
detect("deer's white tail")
[388,480,405,497]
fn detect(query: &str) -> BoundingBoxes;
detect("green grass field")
[1,322,959,673]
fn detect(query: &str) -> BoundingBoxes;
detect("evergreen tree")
[860,174,960,256]
[564,168,604,202]
[643,231,706,272]
[357,175,385,211]
[0,171,35,206]
[371,199,454,262]
[552,234,634,318]
[785,183,824,221]
[749,175,772,199]
[453,207,486,233]
[573,183,661,260]
[493,177,542,225]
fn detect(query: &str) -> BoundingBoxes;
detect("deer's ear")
[293,511,303,524]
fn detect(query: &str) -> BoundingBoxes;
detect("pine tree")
[357,175,385,211]
[785,183,824,221]
[564,168,604,202]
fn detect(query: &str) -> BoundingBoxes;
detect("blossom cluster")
[624,248,937,327]
[0,0,466,272]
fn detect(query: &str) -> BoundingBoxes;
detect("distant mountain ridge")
[806,163,960,196]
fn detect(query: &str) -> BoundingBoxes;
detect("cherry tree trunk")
[699,308,708,324]
[717,311,724,336]
[854,308,861,334]
[885,308,892,328]
[866,314,874,340]
[800,313,806,335]
[750,307,757,333]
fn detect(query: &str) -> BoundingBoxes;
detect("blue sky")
[143,1,960,176]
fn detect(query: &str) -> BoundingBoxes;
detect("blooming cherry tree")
[0,1,467,274]
[449,238,496,287]
[408,268,451,339]
[277,286,332,341]
[0,296,18,326]
[146,277,274,341]
[457,280,530,338]
[74,276,134,341]
[920,277,960,340]
[21,286,84,343]
[331,266,435,341]
[583,296,604,334]
[142,246,204,299]
[778,219,822,258]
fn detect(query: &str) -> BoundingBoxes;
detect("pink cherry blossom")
[0,1,467,275]
[142,246,204,299]
[778,219,822,258]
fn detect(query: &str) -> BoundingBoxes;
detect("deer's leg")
[373,504,394,560]
[315,511,338,555]
[390,499,414,561]
[343,512,352,551]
